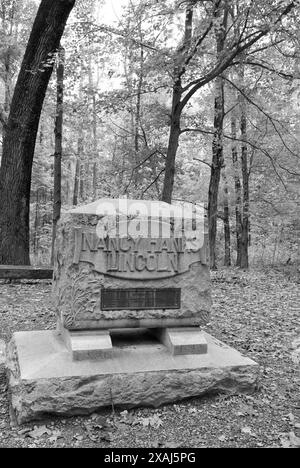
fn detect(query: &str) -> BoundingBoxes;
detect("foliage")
[0,0,299,267]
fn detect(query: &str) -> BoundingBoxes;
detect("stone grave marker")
[53,199,211,358]
[7,198,259,424]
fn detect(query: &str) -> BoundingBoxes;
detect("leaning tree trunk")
[0,0,75,265]
[161,81,182,203]
[161,7,193,204]
[51,46,65,265]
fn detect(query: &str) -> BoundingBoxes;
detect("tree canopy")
[0,0,299,268]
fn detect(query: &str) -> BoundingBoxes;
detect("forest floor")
[0,266,299,448]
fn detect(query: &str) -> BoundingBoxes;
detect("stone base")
[60,327,113,361]
[151,328,208,356]
[6,330,259,424]
[61,325,208,360]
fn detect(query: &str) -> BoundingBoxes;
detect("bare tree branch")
[246,38,286,55]
[193,157,212,168]
[180,0,222,73]
[89,24,160,51]
[260,198,282,214]
[181,127,288,189]
[224,76,300,160]
[141,168,165,196]
[180,30,269,106]
[123,149,166,193]
[180,1,296,108]
[242,60,296,80]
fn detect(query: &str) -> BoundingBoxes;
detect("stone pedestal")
[7,330,259,425]
[52,199,211,332]
[60,327,113,361]
[151,328,208,356]
[60,325,208,360]
[6,199,259,424]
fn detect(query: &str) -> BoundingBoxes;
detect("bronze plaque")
[101,288,181,311]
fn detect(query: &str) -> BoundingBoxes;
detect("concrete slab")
[7,330,259,424]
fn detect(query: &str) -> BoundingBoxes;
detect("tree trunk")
[1,0,16,115]
[92,89,98,199]
[93,163,97,200]
[161,7,193,203]
[231,110,243,266]
[222,167,231,266]
[208,75,224,269]
[161,84,182,203]
[51,46,65,265]
[240,91,250,269]
[33,189,40,258]
[66,160,71,205]
[73,157,80,206]
[208,7,228,270]
[0,0,75,265]
[135,42,144,154]
[80,162,85,202]
[4,51,12,113]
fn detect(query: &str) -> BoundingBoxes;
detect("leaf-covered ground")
[0,267,299,448]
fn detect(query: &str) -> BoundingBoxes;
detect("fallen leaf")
[139,415,163,429]
[28,426,51,439]
[289,432,300,447]
[120,410,128,419]
[18,428,31,435]
[100,432,113,443]
[49,430,62,443]
[163,440,181,448]
[92,415,109,429]
[241,426,257,437]
[291,350,300,365]
[241,426,251,434]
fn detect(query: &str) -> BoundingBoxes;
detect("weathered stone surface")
[62,328,113,361]
[152,328,208,355]
[7,330,259,424]
[53,199,211,330]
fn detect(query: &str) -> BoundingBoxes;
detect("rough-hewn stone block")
[7,330,259,424]
[52,199,211,331]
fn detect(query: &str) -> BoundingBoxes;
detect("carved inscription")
[73,229,207,280]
